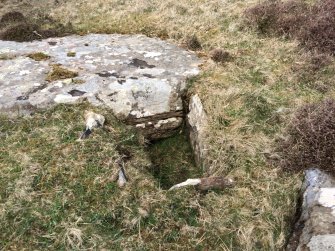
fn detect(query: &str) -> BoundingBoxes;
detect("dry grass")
[0,104,213,250]
[46,64,78,82]
[2,0,335,250]
[27,52,51,61]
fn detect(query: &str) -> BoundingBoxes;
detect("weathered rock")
[0,34,200,139]
[287,168,335,251]
[187,94,208,168]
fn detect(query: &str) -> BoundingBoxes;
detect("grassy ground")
[0,104,203,250]
[1,0,335,250]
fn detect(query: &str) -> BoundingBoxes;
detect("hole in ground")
[147,130,202,190]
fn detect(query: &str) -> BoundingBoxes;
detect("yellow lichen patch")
[67,51,76,57]
[46,64,78,82]
[27,52,50,61]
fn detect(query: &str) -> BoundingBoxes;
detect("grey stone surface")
[0,34,200,139]
[187,94,208,168]
[287,168,335,251]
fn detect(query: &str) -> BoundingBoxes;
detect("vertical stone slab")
[287,168,335,251]
[187,94,208,169]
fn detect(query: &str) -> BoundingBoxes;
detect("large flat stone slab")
[0,34,200,139]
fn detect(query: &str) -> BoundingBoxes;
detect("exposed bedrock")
[0,34,200,139]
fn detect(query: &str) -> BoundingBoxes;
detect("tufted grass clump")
[27,52,50,61]
[185,34,202,50]
[210,48,232,63]
[274,99,335,174]
[46,64,78,82]
[0,11,25,25]
[245,0,335,55]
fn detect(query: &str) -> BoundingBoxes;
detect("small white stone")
[62,78,72,85]
[54,82,63,88]
[19,70,30,76]
[144,52,162,58]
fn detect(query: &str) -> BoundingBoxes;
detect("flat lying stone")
[0,34,200,139]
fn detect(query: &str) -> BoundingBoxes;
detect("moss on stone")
[27,52,50,61]
[46,64,78,82]
[67,51,76,57]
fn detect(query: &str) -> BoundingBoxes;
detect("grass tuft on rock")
[27,52,50,61]
[46,64,78,82]
[67,51,76,57]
